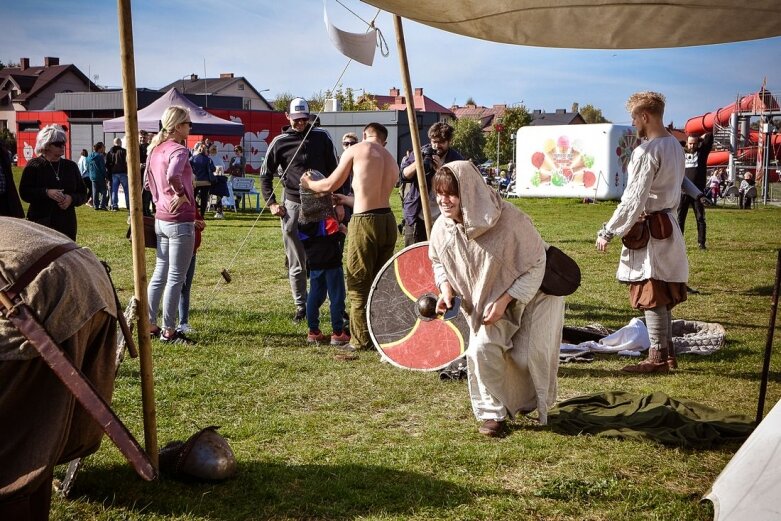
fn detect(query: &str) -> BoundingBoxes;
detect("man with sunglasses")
[260,98,340,322]
[341,132,358,151]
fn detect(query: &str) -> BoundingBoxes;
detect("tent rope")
[204,4,385,306]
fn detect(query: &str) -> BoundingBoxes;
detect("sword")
[0,276,157,482]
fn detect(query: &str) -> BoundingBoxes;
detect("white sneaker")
[214,212,224,219]
[177,323,195,334]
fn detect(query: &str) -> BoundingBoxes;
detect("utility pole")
[495,123,504,175]
[511,132,516,167]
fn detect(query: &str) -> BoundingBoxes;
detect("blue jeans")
[306,267,346,333]
[178,254,197,326]
[147,220,195,331]
[91,179,108,209]
[111,173,129,209]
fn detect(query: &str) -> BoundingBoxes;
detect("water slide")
[707,131,781,166]
[685,91,781,167]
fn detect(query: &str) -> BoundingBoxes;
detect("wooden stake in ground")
[393,15,432,238]
[756,249,781,424]
[117,0,158,469]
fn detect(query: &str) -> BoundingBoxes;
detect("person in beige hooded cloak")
[428,161,565,437]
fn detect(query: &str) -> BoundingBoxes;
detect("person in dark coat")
[19,125,88,240]
[678,132,713,249]
[0,141,24,218]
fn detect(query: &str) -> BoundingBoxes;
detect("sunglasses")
[342,141,357,147]
[51,141,66,147]
[182,121,193,128]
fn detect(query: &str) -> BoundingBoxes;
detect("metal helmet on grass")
[159,426,237,481]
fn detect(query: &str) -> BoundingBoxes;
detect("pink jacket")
[145,140,195,223]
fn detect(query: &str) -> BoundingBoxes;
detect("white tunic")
[428,160,564,424]
[605,134,689,283]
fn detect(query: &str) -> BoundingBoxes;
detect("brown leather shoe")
[667,349,678,370]
[622,347,669,374]
[478,419,506,437]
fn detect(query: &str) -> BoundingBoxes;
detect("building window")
[0,120,7,130]
[243,99,251,110]
[18,121,40,132]
[238,83,245,91]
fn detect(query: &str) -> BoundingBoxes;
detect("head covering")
[288,97,310,120]
[428,160,545,331]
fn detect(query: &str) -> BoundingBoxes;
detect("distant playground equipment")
[685,88,781,205]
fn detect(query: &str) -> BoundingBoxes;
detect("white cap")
[288,97,310,120]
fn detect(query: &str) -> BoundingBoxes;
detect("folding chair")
[222,181,237,212]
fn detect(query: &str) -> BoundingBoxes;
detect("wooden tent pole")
[393,15,432,237]
[117,0,158,469]
[756,249,781,424]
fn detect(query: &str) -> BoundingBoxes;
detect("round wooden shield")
[367,242,469,371]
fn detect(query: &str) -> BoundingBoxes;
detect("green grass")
[13,169,781,520]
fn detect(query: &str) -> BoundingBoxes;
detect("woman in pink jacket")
[144,105,197,344]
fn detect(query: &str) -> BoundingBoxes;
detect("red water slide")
[685,91,779,135]
[686,91,781,166]
[707,130,781,166]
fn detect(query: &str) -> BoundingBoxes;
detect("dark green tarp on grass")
[549,391,755,448]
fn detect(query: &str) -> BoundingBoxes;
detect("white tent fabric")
[102,88,244,135]
[706,398,781,520]
[362,1,781,49]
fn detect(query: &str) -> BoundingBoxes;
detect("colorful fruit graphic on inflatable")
[616,130,641,173]
[531,152,545,169]
[528,134,590,188]
[582,170,596,188]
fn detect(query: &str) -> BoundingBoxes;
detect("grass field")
[13,169,781,520]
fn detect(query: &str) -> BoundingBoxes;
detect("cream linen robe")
[604,134,689,283]
[429,161,564,424]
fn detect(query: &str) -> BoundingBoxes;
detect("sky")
[2,0,780,128]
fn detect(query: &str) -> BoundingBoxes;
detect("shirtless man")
[301,122,398,351]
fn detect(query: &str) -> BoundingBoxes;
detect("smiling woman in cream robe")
[428,160,565,437]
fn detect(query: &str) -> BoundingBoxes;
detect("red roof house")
[366,87,454,120]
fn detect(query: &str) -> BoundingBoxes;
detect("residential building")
[529,109,586,126]
[0,56,98,134]
[159,73,272,111]
[452,104,586,131]
[361,87,454,122]
[451,103,508,132]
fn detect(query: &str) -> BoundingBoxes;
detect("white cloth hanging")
[324,1,378,66]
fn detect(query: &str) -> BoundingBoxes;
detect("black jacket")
[19,157,88,240]
[0,143,24,218]
[260,124,339,205]
[684,133,713,190]
[298,217,344,270]
[106,145,128,174]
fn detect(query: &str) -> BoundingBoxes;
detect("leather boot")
[667,348,678,370]
[622,346,669,374]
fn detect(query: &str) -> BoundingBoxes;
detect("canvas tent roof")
[706,398,781,520]
[102,87,244,135]
[362,1,781,49]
